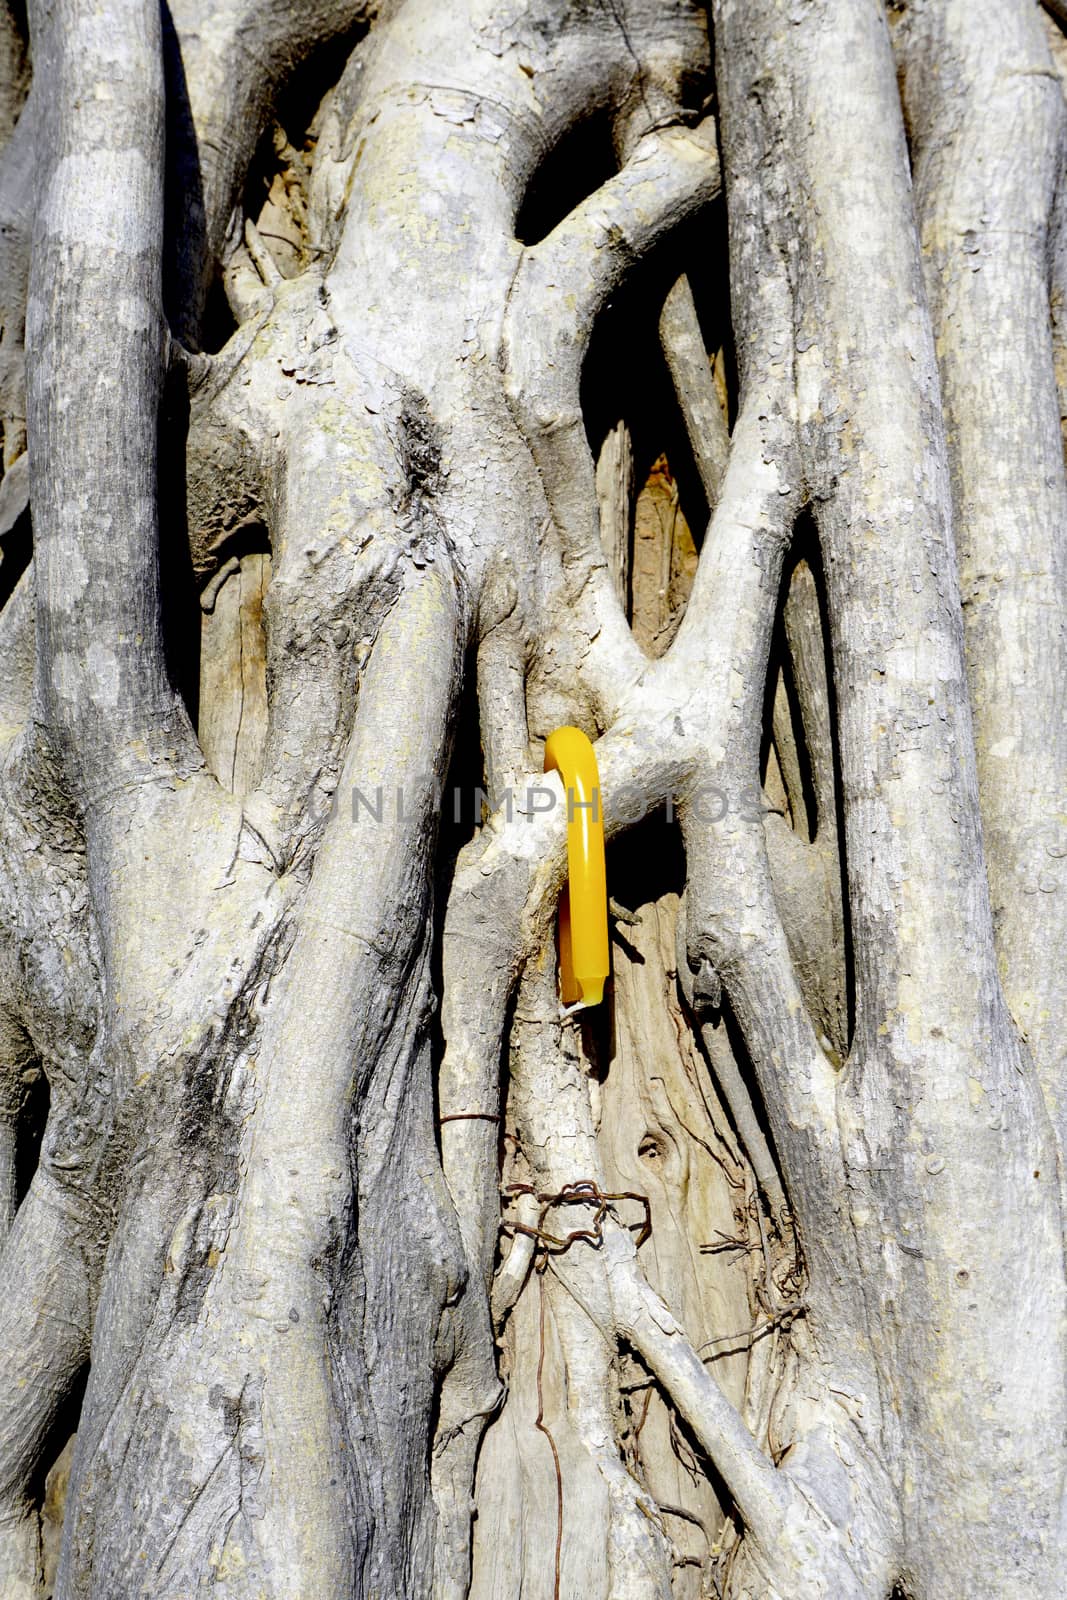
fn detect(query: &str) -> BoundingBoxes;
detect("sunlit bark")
[0,1,1062,1597]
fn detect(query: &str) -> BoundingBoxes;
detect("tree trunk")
[0,0,1063,1596]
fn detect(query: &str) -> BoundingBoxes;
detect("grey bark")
[0,0,1063,1598]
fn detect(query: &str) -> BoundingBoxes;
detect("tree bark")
[0,0,1063,1596]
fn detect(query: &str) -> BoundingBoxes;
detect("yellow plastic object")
[544,726,609,1009]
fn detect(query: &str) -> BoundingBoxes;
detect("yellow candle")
[544,726,609,1008]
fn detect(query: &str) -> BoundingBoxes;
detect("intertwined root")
[0,0,1064,1597]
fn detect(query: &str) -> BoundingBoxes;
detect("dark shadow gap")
[161,1,206,351]
[757,513,855,1057]
[429,643,490,1135]
[198,274,239,358]
[0,493,31,614]
[679,200,738,433]
[159,360,200,726]
[582,230,715,555]
[515,112,617,246]
[15,1063,48,1209]
[196,16,372,353]
[759,538,820,843]
[578,811,688,1082]
[798,522,857,1054]
[33,1359,88,1581]
[608,807,687,908]
[718,994,788,1208]
[580,204,735,654]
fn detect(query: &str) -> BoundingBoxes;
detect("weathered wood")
[0,0,1061,1596]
